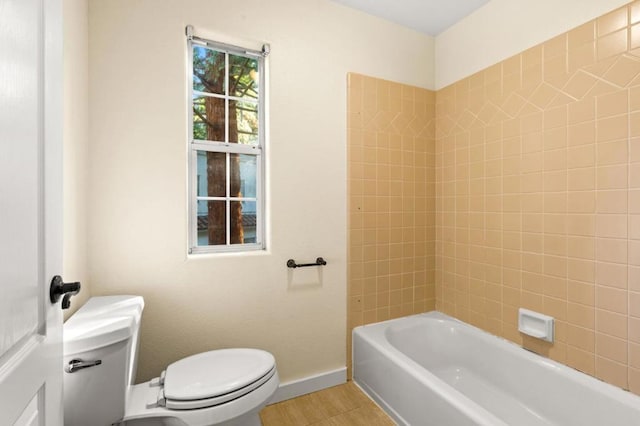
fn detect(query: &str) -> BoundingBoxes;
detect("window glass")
[197,200,226,246]
[196,151,226,198]
[229,53,259,99]
[230,154,257,198]
[192,95,225,142]
[229,100,259,145]
[193,46,225,95]
[188,36,266,253]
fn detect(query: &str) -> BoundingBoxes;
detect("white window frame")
[187,27,268,254]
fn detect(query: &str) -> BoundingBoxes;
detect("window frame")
[187,30,267,254]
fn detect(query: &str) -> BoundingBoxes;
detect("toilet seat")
[123,366,280,426]
[160,348,277,410]
[64,295,280,426]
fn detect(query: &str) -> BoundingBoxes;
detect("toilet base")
[120,411,261,426]
[121,370,278,426]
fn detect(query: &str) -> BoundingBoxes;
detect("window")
[187,27,268,254]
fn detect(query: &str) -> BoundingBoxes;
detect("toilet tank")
[63,296,144,426]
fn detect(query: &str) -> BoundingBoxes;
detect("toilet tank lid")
[63,295,144,355]
[64,315,136,355]
[68,295,144,322]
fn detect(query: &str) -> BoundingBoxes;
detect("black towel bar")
[286,257,327,268]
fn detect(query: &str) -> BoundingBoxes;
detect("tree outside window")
[188,36,265,253]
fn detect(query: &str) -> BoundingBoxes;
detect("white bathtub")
[353,311,640,426]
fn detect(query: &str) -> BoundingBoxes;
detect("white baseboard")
[268,367,347,404]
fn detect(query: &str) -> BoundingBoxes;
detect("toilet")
[63,296,279,426]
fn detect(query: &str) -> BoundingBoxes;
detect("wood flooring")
[259,381,395,426]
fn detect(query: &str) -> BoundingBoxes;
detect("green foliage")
[192,46,259,144]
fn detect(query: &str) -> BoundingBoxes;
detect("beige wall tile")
[568,97,596,124]
[569,21,596,49]
[567,345,596,375]
[628,214,640,240]
[596,238,628,263]
[568,302,595,328]
[348,74,435,376]
[383,0,640,398]
[597,29,628,61]
[597,7,628,37]
[633,1,640,25]
[597,115,628,142]
[597,164,628,189]
[567,214,597,237]
[630,367,640,394]
[596,356,628,389]
[596,333,628,363]
[568,235,596,259]
[596,189,627,213]
[597,90,629,118]
[630,317,640,343]
[568,258,596,283]
[567,323,596,351]
[630,291,640,317]
[569,121,596,146]
[569,42,596,73]
[597,309,628,338]
[629,24,640,49]
[564,72,598,99]
[632,87,640,111]
[596,261,628,288]
[604,56,640,88]
[596,285,628,313]
[568,280,595,306]
[596,214,628,238]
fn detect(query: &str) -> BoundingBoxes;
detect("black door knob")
[50,275,81,309]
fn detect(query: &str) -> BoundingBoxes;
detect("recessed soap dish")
[518,308,554,342]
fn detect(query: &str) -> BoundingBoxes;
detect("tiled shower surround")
[347,74,436,376]
[348,1,640,395]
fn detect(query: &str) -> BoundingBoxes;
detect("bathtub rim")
[353,310,640,417]
[353,312,508,425]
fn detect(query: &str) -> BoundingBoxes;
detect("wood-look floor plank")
[260,382,395,425]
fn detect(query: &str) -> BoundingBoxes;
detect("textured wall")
[63,0,90,319]
[347,73,436,376]
[87,0,434,383]
[435,1,640,394]
[436,0,631,89]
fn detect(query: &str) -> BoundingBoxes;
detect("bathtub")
[353,311,640,426]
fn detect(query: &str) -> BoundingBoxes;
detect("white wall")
[87,0,434,383]
[63,0,90,319]
[435,0,631,89]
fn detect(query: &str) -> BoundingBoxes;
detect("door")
[0,0,64,424]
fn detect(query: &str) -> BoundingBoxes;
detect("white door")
[0,0,64,424]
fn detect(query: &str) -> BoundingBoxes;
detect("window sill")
[186,246,270,260]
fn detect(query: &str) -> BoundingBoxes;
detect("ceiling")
[330,0,491,36]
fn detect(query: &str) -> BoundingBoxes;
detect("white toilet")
[63,296,279,426]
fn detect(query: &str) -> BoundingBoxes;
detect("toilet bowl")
[63,296,279,426]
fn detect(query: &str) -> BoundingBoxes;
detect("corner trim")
[268,367,347,404]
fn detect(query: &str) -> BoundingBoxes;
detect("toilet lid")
[163,348,275,402]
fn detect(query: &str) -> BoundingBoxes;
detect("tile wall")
[435,1,640,394]
[347,73,436,376]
